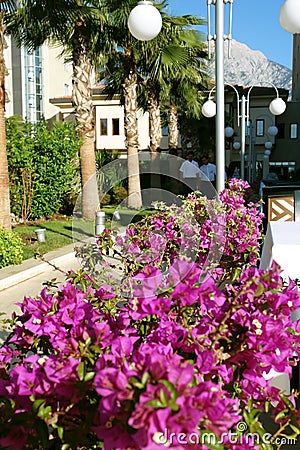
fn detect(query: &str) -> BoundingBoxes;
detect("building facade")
[50,88,151,153]
[4,36,72,122]
[5,35,298,182]
[224,85,291,180]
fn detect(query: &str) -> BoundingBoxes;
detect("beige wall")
[4,39,73,121]
[42,45,73,120]
[95,99,150,150]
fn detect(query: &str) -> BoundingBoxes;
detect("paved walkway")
[0,244,81,318]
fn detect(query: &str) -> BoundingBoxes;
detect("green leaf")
[280,394,295,409]
[159,388,168,407]
[145,399,163,409]
[290,423,300,435]
[37,404,52,421]
[159,379,178,403]
[141,372,150,386]
[57,425,64,440]
[254,282,265,297]
[78,361,85,381]
[275,409,289,421]
[32,398,45,414]
[84,371,95,382]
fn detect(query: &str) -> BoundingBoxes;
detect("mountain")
[204,39,292,94]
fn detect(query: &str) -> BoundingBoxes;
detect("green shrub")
[7,117,81,221]
[100,193,111,206]
[111,186,128,204]
[0,228,24,268]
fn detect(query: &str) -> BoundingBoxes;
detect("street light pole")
[203,84,285,182]
[215,0,226,193]
[129,0,230,194]
[240,95,246,180]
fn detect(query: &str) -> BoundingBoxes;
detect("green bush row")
[7,116,82,221]
[0,228,23,268]
[100,185,128,206]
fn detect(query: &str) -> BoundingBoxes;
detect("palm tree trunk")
[148,92,161,152]
[72,21,99,219]
[0,13,11,231]
[123,55,142,210]
[179,117,189,155]
[148,91,161,191]
[168,103,179,151]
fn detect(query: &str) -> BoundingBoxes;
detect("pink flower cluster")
[0,257,300,448]
[109,179,263,281]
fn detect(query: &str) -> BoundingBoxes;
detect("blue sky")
[167,0,293,69]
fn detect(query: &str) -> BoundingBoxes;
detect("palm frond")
[6,0,107,51]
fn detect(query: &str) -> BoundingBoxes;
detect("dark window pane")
[112,118,120,135]
[162,126,168,136]
[277,123,285,139]
[256,119,264,137]
[100,119,108,136]
[290,123,298,139]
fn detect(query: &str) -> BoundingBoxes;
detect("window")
[276,123,285,139]
[256,119,264,137]
[269,161,296,180]
[290,123,298,139]
[64,84,69,96]
[100,119,108,136]
[162,126,168,136]
[112,118,120,135]
[24,47,44,123]
[63,58,69,71]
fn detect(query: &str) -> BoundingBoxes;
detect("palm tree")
[0,0,15,231]
[162,22,208,154]
[141,15,207,153]
[101,0,159,209]
[7,0,105,219]
[166,70,206,152]
[103,4,207,206]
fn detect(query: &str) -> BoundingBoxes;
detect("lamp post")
[263,125,278,179]
[202,83,286,181]
[128,2,291,190]
[214,0,226,193]
[246,118,279,182]
[128,0,231,194]
[280,0,300,101]
[128,1,162,41]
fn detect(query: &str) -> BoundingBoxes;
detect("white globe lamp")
[264,154,269,160]
[269,97,286,115]
[265,141,273,150]
[225,126,234,138]
[233,141,241,150]
[128,1,162,41]
[280,0,300,34]
[202,100,216,118]
[268,125,278,136]
[264,149,271,156]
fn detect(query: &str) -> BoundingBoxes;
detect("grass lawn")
[13,217,74,260]
[101,206,155,225]
[12,207,155,261]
